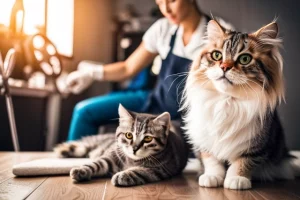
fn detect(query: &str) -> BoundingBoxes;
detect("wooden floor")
[0,152,299,200]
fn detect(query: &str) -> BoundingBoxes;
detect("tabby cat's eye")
[238,54,252,65]
[211,51,222,61]
[144,136,153,143]
[125,132,133,139]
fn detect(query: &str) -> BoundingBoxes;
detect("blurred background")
[0,0,299,151]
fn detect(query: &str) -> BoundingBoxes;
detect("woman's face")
[155,0,193,24]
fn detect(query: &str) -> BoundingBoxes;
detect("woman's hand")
[66,42,157,94]
[66,61,104,94]
[66,70,93,94]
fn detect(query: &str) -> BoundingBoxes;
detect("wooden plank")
[0,153,300,200]
[279,179,300,198]
[253,180,300,200]
[0,177,46,200]
[223,189,266,200]
[0,153,56,200]
[180,174,228,200]
[0,152,53,184]
[26,176,107,200]
[0,152,55,184]
[0,169,13,184]
[103,174,207,200]
[0,153,15,159]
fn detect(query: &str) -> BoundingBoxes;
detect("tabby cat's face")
[116,105,170,160]
[189,20,284,107]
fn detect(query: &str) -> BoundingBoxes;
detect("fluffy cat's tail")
[290,151,300,177]
[248,151,300,181]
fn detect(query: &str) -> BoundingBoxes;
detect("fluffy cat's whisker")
[245,82,260,102]
[164,72,189,80]
[246,79,264,91]
[176,76,189,105]
[167,75,187,93]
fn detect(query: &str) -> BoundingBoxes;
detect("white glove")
[66,61,104,94]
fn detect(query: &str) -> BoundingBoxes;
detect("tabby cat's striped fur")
[54,104,188,186]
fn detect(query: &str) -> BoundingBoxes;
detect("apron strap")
[169,28,179,52]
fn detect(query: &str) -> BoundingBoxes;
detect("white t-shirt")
[143,16,208,61]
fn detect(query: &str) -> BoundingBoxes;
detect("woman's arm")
[102,42,158,82]
[66,42,157,94]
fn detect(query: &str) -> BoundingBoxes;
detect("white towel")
[13,158,91,176]
[12,158,202,176]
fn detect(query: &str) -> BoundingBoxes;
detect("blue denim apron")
[143,28,192,119]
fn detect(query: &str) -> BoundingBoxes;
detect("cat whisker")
[167,75,186,93]
[164,72,189,80]
[246,79,264,91]
[245,82,260,102]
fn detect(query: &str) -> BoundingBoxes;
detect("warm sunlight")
[0,0,74,57]
[23,0,45,35]
[47,0,74,57]
[0,0,15,27]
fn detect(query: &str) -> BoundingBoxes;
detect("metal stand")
[0,49,20,152]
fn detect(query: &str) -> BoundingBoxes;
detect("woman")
[66,0,209,140]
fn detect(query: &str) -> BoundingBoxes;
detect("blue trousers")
[67,90,150,141]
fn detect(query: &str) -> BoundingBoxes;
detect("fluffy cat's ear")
[252,22,278,40]
[118,104,133,119]
[153,112,170,127]
[207,20,225,40]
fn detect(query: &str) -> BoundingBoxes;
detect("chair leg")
[5,95,20,152]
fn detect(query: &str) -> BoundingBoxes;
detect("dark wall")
[0,96,48,151]
[198,0,300,149]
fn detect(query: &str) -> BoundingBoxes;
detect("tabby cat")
[54,104,189,186]
[181,20,299,190]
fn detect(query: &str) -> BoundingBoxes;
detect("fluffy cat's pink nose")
[220,62,233,72]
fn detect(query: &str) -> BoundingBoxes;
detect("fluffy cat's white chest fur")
[184,88,262,162]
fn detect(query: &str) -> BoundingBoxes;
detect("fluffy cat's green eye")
[238,54,252,65]
[125,132,133,139]
[144,136,153,143]
[211,51,222,61]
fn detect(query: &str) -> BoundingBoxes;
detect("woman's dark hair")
[193,0,202,15]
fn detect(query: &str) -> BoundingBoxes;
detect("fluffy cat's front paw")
[111,171,145,187]
[199,174,224,188]
[70,166,92,182]
[54,142,87,158]
[224,176,251,190]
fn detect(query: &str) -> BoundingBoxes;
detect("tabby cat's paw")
[199,174,224,188]
[54,142,87,158]
[111,171,145,187]
[70,166,92,182]
[224,176,251,190]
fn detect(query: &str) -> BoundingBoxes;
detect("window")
[0,0,74,57]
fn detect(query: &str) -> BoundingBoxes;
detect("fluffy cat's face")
[189,20,284,108]
[116,104,170,160]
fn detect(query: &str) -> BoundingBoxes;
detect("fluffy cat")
[54,104,189,186]
[181,20,299,190]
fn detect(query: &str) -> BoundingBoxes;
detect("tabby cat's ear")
[153,112,170,127]
[118,104,133,119]
[252,22,278,40]
[207,20,225,40]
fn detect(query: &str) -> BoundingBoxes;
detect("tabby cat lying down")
[54,104,189,186]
